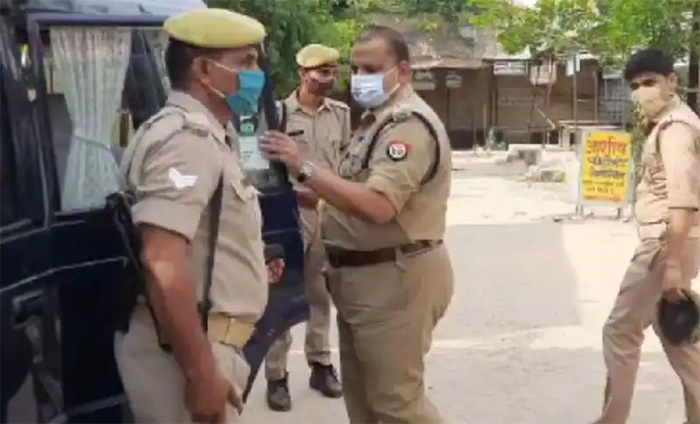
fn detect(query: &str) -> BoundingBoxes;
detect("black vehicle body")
[0,1,309,422]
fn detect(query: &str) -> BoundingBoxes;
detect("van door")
[0,17,55,424]
[18,17,307,423]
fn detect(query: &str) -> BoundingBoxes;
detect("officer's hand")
[185,367,238,424]
[260,130,303,174]
[663,263,688,303]
[227,381,244,417]
[267,258,285,284]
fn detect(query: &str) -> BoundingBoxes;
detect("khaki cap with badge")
[164,8,266,48]
[296,43,340,69]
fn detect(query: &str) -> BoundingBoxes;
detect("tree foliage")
[205,0,496,96]
[471,0,601,61]
[207,0,340,96]
[470,0,698,65]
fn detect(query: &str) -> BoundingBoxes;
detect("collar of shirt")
[359,83,415,128]
[650,95,682,126]
[166,90,228,145]
[286,89,330,115]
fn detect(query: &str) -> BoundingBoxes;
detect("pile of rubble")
[501,145,579,183]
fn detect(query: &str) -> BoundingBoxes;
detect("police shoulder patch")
[386,141,410,161]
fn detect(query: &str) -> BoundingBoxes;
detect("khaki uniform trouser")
[265,215,332,379]
[327,244,454,424]
[114,305,250,424]
[595,237,700,424]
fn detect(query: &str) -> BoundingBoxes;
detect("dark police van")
[0,0,308,422]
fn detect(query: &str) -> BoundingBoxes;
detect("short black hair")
[165,38,194,90]
[355,24,410,63]
[165,39,227,90]
[623,47,675,82]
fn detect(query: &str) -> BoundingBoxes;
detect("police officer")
[261,25,453,424]
[114,9,282,424]
[593,48,700,424]
[264,43,348,411]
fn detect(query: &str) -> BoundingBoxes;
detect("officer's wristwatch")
[296,160,316,184]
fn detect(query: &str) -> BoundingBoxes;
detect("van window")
[42,26,136,212]
[43,25,284,211]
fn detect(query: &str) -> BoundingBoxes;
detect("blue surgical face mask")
[208,61,265,116]
[350,68,398,109]
[226,70,265,116]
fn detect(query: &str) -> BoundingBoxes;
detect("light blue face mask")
[350,68,397,109]
[225,70,265,116]
[208,61,265,116]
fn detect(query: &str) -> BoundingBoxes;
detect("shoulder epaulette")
[389,102,415,123]
[327,98,350,111]
[179,111,212,137]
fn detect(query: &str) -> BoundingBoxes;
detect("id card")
[238,115,270,171]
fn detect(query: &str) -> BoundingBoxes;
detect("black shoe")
[309,362,342,398]
[266,373,292,412]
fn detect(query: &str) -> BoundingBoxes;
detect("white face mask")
[631,85,670,118]
[350,67,399,109]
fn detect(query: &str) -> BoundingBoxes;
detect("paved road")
[245,166,689,424]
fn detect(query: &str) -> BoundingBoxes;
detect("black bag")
[656,289,700,345]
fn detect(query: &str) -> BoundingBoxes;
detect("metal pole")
[593,67,599,121]
[573,60,578,134]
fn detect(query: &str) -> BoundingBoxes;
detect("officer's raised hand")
[260,130,304,174]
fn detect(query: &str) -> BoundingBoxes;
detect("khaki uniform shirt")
[277,91,351,244]
[321,85,452,250]
[636,96,700,239]
[120,91,268,324]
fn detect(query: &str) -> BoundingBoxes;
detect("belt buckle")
[208,316,253,348]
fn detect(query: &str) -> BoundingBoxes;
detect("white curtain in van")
[51,27,131,211]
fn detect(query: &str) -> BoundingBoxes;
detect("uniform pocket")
[229,177,262,228]
[229,177,256,201]
[339,154,362,179]
[337,259,407,325]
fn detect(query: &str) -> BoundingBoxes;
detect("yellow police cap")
[296,44,340,68]
[164,8,266,49]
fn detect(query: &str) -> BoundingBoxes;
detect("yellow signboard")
[578,130,633,206]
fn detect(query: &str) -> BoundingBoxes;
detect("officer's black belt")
[326,240,443,268]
